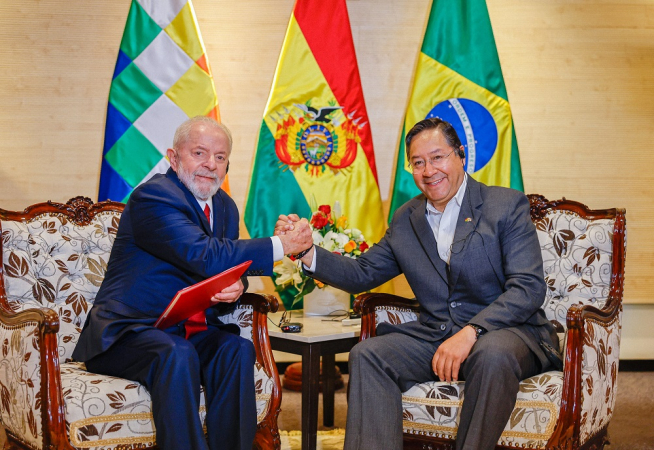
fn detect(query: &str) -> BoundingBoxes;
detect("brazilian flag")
[389,0,523,219]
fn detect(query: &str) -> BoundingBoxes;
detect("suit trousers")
[86,326,257,450]
[343,329,542,450]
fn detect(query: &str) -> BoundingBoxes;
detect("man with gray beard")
[73,116,312,450]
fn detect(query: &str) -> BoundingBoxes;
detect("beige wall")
[0,0,652,304]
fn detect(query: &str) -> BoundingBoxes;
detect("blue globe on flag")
[426,99,498,173]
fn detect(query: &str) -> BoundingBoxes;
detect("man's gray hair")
[172,116,233,152]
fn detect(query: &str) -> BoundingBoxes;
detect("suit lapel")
[409,200,448,284]
[448,178,483,288]
[165,168,213,236]
[212,192,225,238]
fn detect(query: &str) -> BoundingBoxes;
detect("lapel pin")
[465,217,472,222]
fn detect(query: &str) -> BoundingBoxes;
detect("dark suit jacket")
[311,177,556,369]
[73,168,273,362]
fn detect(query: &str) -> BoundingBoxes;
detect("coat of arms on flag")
[272,101,362,177]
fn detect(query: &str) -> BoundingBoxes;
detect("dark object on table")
[281,322,303,333]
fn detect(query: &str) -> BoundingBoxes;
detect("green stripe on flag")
[389,124,419,221]
[244,121,311,239]
[105,126,162,188]
[510,125,523,191]
[119,1,162,60]
[109,63,162,123]
[421,0,507,101]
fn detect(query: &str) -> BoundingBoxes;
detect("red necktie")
[185,204,212,339]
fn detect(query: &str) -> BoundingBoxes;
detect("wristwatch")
[467,323,486,340]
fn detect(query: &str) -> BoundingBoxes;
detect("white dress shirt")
[425,174,468,264]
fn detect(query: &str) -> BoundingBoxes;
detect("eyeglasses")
[409,149,456,173]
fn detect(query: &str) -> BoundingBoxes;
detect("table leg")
[302,344,321,450]
[322,353,335,427]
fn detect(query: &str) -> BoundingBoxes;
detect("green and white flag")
[98,0,222,202]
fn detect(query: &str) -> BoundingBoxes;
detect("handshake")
[275,214,315,264]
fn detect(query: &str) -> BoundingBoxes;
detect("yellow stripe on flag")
[264,17,336,134]
[167,64,216,117]
[165,2,205,61]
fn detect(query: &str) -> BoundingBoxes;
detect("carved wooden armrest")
[230,293,281,450]
[0,305,72,449]
[238,293,279,368]
[354,293,420,340]
[547,296,622,448]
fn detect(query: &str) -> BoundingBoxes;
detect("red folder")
[154,260,252,330]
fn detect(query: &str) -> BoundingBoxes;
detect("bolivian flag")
[245,0,385,250]
[389,0,523,219]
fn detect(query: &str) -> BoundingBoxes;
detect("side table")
[268,310,360,450]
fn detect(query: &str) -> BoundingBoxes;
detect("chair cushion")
[402,371,563,449]
[62,361,273,449]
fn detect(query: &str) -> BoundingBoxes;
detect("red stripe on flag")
[294,0,379,183]
[207,105,220,122]
[196,54,212,75]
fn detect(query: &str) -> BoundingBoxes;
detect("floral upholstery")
[534,213,615,328]
[534,210,622,446]
[2,213,118,362]
[374,306,418,326]
[402,371,563,448]
[0,320,43,450]
[1,210,277,449]
[368,206,623,449]
[579,313,621,444]
[62,357,273,450]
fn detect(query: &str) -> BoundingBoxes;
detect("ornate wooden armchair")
[354,195,626,450]
[0,197,282,450]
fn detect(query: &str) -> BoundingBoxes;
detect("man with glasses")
[276,117,559,450]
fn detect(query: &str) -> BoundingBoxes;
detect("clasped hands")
[275,213,315,265]
[208,214,312,305]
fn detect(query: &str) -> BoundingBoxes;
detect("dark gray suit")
[310,178,557,450]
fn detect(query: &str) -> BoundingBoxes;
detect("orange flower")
[344,240,357,253]
[335,215,348,229]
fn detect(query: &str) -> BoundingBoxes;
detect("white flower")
[321,231,338,251]
[321,239,336,252]
[312,230,324,245]
[273,257,303,287]
[333,201,342,220]
[333,232,349,247]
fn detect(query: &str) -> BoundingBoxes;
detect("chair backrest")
[528,195,626,330]
[0,197,124,362]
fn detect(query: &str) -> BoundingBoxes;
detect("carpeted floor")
[278,372,654,449]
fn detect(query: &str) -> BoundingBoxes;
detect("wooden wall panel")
[0,0,651,303]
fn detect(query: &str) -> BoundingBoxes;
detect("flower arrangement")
[273,201,370,309]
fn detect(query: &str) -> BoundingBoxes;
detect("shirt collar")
[195,195,213,214]
[425,173,468,215]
